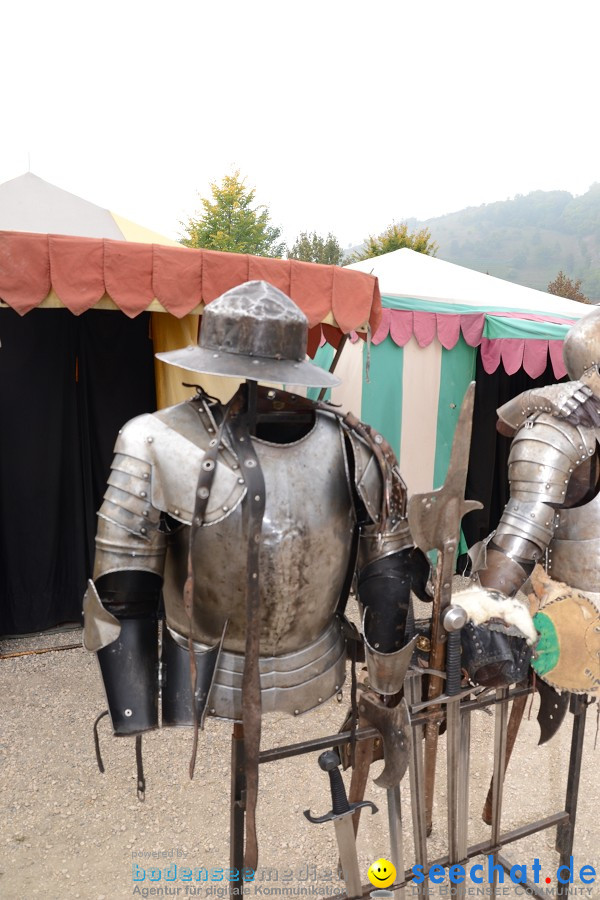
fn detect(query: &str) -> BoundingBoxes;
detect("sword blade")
[387,785,405,899]
[490,687,510,900]
[333,814,363,899]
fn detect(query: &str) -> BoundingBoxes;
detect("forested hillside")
[407,184,600,300]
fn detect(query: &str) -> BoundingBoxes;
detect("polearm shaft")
[407,382,482,837]
[423,545,457,833]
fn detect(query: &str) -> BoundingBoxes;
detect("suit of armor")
[83,281,427,865]
[87,383,422,728]
[458,308,600,693]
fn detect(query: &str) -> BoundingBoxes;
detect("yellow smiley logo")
[367,858,396,888]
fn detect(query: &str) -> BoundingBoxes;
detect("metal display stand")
[227,676,590,900]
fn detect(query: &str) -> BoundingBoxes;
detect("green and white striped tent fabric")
[313,249,589,498]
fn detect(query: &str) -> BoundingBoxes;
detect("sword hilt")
[319,750,349,816]
[443,606,467,697]
[303,750,379,824]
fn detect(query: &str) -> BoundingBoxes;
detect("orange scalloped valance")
[0,230,381,335]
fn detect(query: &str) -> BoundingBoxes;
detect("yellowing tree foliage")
[547,271,591,304]
[351,222,438,261]
[180,171,286,257]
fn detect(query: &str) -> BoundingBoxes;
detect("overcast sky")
[2,0,598,248]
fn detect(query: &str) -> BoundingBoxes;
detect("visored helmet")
[156,280,340,389]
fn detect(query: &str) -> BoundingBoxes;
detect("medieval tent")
[0,175,380,634]
[320,248,588,549]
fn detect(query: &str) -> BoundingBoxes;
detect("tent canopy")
[321,249,591,500]
[348,248,585,380]
[0,174,382,635]
[0,174,381,337]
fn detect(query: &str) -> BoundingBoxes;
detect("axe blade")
[358,693,412,789]
[537,679,570,745]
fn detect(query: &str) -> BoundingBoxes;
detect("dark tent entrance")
[0,308,156,634]
[462,351,566,556]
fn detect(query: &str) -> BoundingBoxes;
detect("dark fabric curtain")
[462,350,566,553]
[0,308,156,635]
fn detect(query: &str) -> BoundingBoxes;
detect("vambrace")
[357,543,428,693]
[472,498,555,597]
[89,570,163,736]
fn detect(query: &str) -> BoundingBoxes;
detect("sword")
[304,750,378,899]
[407,382,482,835]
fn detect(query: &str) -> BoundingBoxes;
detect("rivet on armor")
[198,487,209,499]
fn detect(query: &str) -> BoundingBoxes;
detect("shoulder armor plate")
[508,415,597,504]
[114,402,246,526]
[342,426,383,524]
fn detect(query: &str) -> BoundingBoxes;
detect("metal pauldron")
[497,382,590,430]
[508,415,596,503]
[94,462,167,581]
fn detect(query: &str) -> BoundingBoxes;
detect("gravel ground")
[1,599,600,900]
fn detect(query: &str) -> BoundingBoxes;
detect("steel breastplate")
[162,411,357,655]
[550,439,600,601]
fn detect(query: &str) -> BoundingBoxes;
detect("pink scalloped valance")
[373,308,486,349]
[0,231,381,335]
[373,308,570,378]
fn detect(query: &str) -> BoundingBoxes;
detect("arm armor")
[85,417,169,735]
[343,423,429,691]
[475,414,595,596]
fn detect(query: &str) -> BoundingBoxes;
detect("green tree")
[180,170,286,257]
[547,270,591,304]
[287,231,346,265]
[351,222,438,261]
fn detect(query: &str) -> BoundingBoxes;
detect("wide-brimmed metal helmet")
[563,307,600,380]
[156,280,340,388]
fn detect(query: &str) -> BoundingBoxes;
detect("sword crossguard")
[303,750,378,824]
